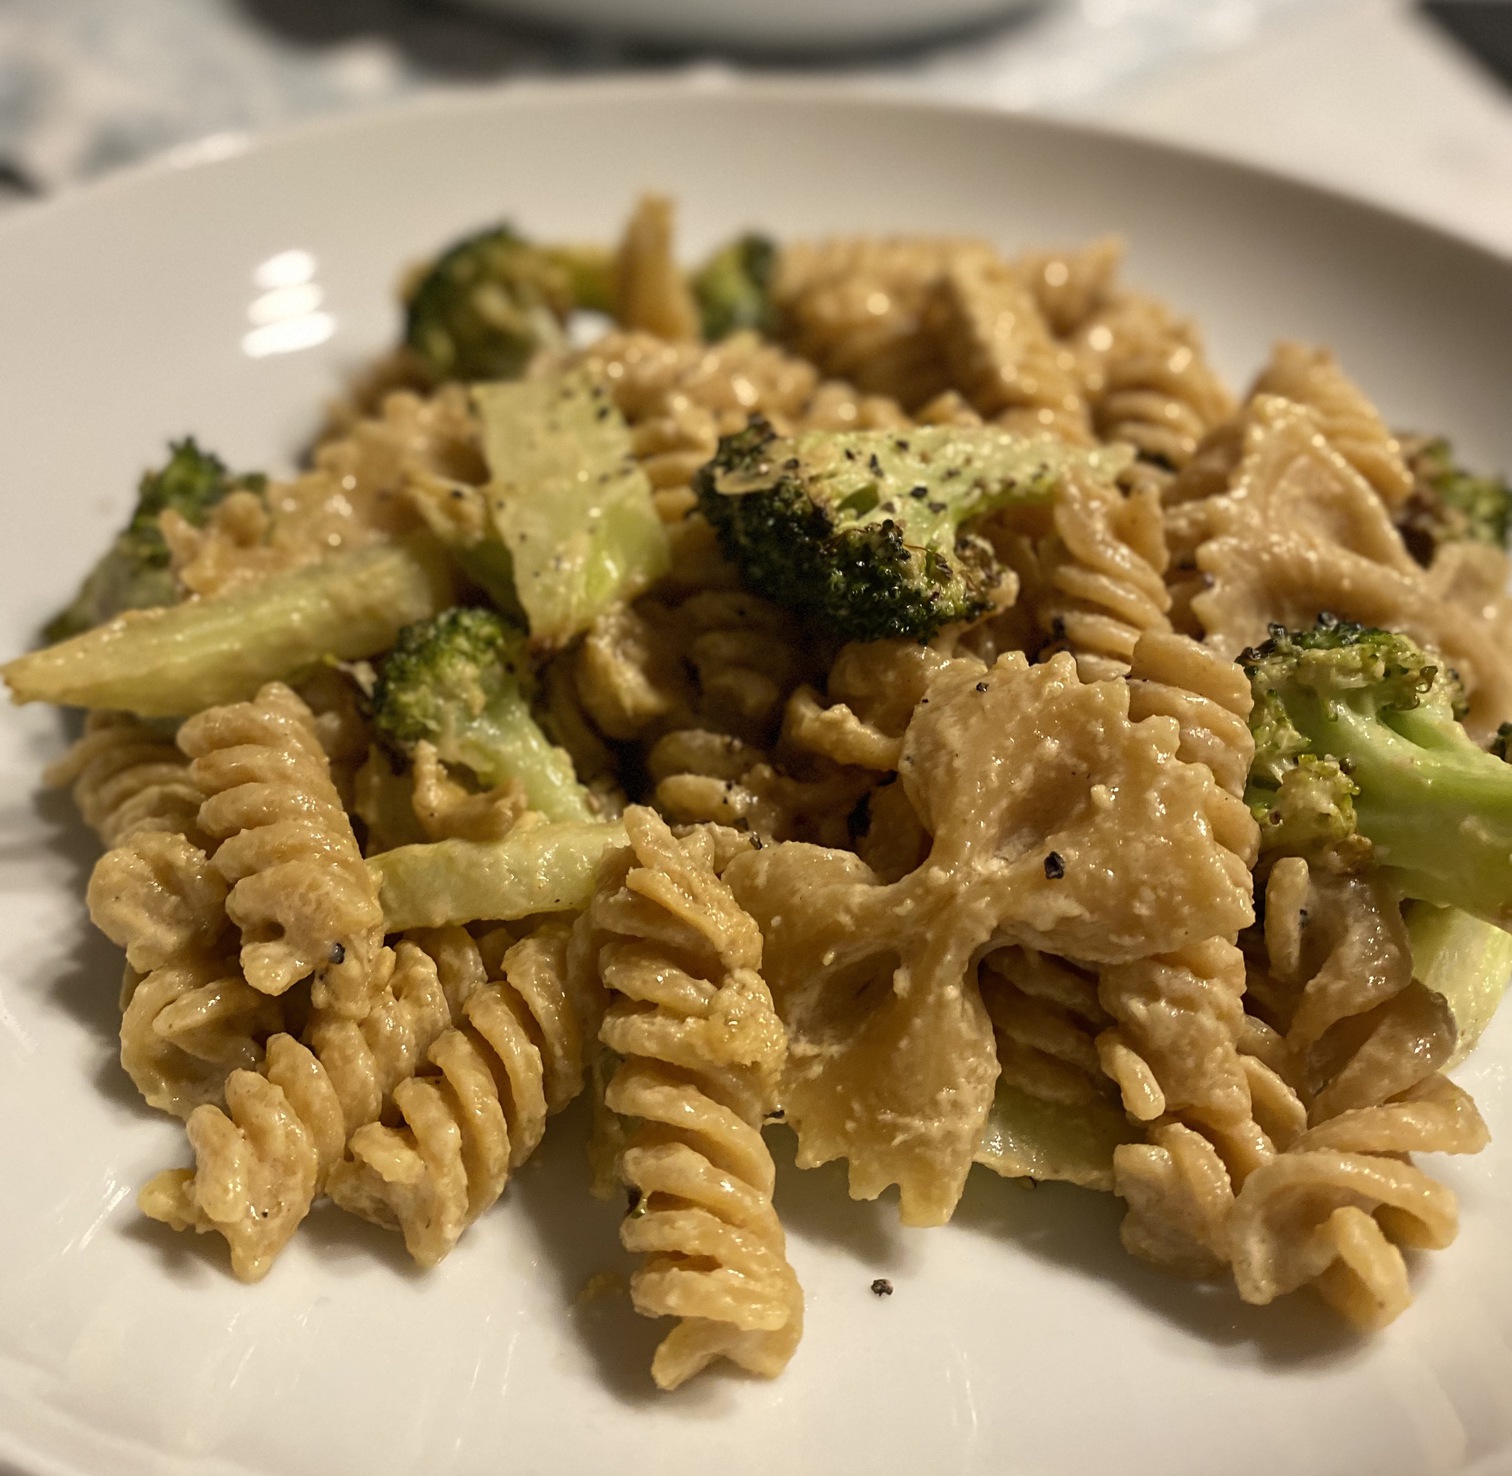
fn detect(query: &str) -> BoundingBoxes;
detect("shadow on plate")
[24,783,161,1118]
[948,1166,1362,1369]
[505,1096,668,1407]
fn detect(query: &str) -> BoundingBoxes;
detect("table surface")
[2,0,1510,255]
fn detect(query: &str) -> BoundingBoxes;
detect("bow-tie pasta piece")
[900,650,1254,964]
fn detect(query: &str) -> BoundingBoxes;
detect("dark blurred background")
[1,0,1509,252]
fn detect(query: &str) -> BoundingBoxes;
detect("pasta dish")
[8,196,1511,1390]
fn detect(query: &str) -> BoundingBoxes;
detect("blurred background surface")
[1,0,1510,252]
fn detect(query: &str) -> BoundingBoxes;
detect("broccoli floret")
[371,606,593,823]
[691,233,777,342]
[696,419,1126,643]
[1242,615,1512,925]
[45,439,262,643]
[1398,436,1512,566]
[404,224,613,383]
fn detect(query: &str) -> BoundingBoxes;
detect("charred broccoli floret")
[45,439,262,642]
[696,419,1123,643]
[691,233,777,341]
[1398,436,1512,565]
[404,224,614,383]
[372,606,594,823]
[1242,615,1512,926]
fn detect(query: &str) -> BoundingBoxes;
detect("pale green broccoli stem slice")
[692,233,777,341]
[45,439,264,643]
[976,1081,1139,1192]
[697,420,1131,643]
[371,606,593,823]
[5,534,454,716]
[404,223,615,383]
[368,820,627,931]
[407,367,670,648]
[1406,902,1512,1067]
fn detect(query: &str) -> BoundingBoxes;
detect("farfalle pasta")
[14,196,1512,1390]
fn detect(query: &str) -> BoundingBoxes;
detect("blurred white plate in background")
[452,0,1038,49]
[0,78,1510,1476]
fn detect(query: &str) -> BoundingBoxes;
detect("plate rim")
[0,72,1509,280]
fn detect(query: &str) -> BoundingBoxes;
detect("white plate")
[2,80,1511,1476]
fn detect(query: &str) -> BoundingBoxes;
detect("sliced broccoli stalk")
[368,819,627,931]
[1406,901,1512,1067]
[5,534,453,717]
[404,223,614,383]
[409,368,669,648]
[697,420,1129,643]
[45,439,264,643]
[1242,615,1512,926]
[975,1081,1138,1192]
[1399,437,1512,565]
[371,606,594,823]
[692,233,777,342]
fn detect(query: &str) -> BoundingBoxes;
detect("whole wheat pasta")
[181,682,391,1015]
[138,931,462,1278]
[770,234,996,408]
[927,254,1093,443]
[1034,466,1172,682]
[46,710,205,851]
[20,206,1512,1381]
[329,919,598,1265]
[1251,341,1414,508]
[1084,295,1234,478]
[594,808,803,1389]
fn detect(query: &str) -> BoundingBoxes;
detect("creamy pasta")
[11,195,1512,1391]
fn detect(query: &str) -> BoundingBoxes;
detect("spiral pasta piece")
[167,383,461,599]
[771,234,997,408]
[45,710,205,850]
[327,919,598,1266]
[1125,629,1260,865]
[593,807,802,1390]
[1035,466,1172,681]
[1252,857,1457,1121]
[1229,1074,1488,1327]
[981,948,1110,1113]
[1015,236,1124,339]
[1251,342,1413,508]
[180,681,389,1017]
[120,949,282,1118]
[138,931,464,1278]
[1082,295,1234,476]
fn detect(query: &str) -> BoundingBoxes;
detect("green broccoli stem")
[1303,695,1512,927]
[451,693,594,823]
[1405,901,1512,1066]
[5,534,454,716]
[368,819,627,930]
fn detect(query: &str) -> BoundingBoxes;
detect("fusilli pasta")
[593,807,803,1389]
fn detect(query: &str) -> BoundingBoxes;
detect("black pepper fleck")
[975,681,989,693]
[329,941,346,965]
[870,1279,893,1297]
[1043,851,1065,880]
